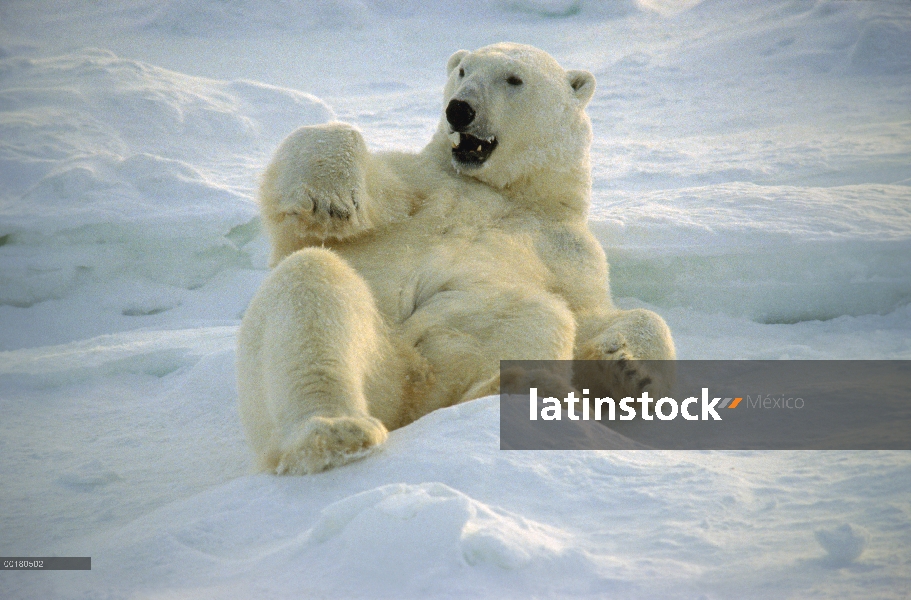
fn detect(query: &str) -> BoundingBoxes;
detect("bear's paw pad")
[576,336,664,399]
[276,415,389,475]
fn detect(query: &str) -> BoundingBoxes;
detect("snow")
[1,0,909,598]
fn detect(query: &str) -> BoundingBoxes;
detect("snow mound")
[592,183,911,323]
[0,47,332,349]
[0,326,237,384]
[0,47,331,231]
[303,481,595,593]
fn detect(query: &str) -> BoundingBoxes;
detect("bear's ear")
[567,70,596,106]
[447,50,470,75]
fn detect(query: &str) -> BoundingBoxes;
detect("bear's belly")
[326,218,549,326]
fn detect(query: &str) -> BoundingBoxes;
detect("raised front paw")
[260,122,371,239]
[287,180,363,223]
[276,414,388,475]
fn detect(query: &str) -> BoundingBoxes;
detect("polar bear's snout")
[446,99,498,168]
[446,99,476,131]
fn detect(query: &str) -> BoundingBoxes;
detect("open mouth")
[448,131,498,167]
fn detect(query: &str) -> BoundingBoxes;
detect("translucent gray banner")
[499,361,911,450]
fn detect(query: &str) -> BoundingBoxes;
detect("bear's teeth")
[448,131,461,147]
[477,145,482,152]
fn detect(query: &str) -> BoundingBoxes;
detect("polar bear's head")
[438,43,595,191]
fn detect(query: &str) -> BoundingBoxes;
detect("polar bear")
[237,43,675,474]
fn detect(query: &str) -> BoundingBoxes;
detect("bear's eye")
[506,75,523,86]
[458,68,465,78]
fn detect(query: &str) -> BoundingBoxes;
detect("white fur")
[238,43,675,474]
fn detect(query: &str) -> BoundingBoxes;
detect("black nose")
[446,99,475,132]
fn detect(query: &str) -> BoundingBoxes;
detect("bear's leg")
[237,248,392,475]
[574,308,676,400]
[401,288,578,411]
